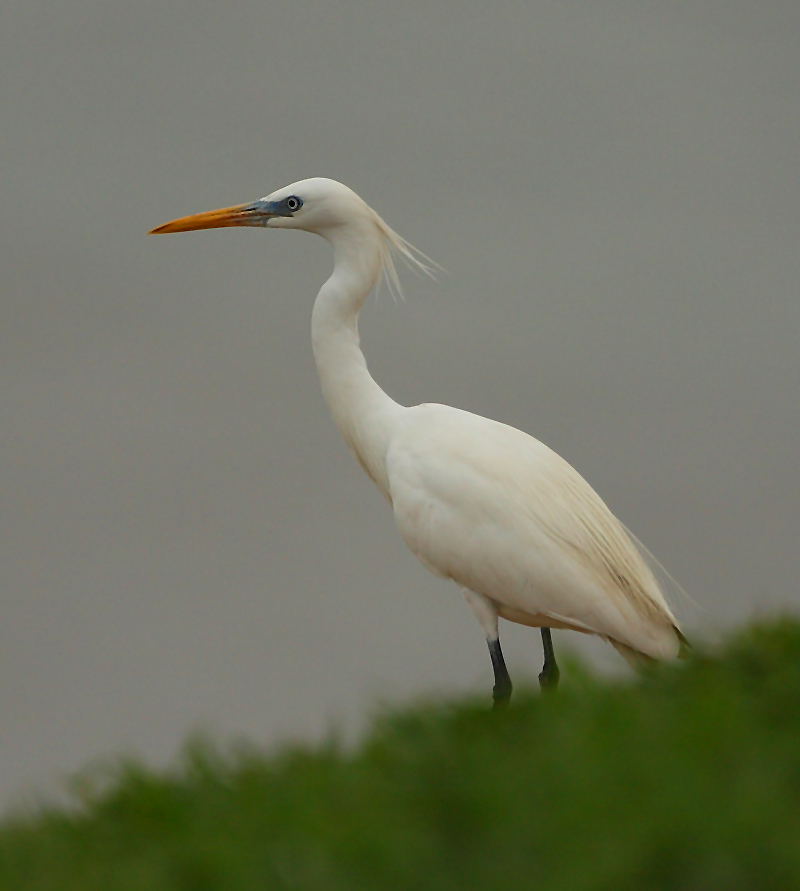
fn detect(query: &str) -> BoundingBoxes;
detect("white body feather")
[387,404,679,659]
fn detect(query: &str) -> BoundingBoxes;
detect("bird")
[150,177,683,707]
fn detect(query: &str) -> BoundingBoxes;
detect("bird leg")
[487,637,513,709]
[539,627,560,691]
[461,589,512,709]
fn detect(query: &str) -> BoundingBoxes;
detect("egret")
[150,177,683,706]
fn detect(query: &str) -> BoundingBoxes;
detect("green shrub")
[1,619,799,890]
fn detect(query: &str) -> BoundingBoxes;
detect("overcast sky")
[1,1,798,809]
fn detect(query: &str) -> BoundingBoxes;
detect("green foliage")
[2,619,800,890]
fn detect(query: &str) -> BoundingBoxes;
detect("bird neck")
[311,221,401,500]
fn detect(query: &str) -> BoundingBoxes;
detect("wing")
[386,403,680,658]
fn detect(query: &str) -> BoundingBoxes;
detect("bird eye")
[286,196,302,212]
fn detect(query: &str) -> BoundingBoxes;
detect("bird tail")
[675,626,692,660]
[610,624,689,669]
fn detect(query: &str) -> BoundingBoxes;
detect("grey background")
[2,1,798,809]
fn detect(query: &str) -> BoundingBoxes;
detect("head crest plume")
[367,207,441,301]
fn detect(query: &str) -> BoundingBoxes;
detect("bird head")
[150,177,437,299]
[149,177,371,237]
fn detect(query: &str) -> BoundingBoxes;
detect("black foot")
[492,678,513,710]
[488,637,513,709]
[538,627,560,692]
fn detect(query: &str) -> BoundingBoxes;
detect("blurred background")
[1,1,798,809]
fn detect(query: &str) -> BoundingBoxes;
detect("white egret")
[150,177,684,706]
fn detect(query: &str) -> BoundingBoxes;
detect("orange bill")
[149,202,269,235]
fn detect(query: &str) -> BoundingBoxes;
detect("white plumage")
[151,177,682,704]
[389,405,679,657]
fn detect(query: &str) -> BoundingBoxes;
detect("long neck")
[311,221,402,500]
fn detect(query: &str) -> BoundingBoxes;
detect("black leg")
[487,637,513,709]
[539,627,560,691]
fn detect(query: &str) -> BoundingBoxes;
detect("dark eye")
[285,196,302,212]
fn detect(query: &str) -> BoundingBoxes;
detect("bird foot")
[492,680,513,710]
[538,662,560,692]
